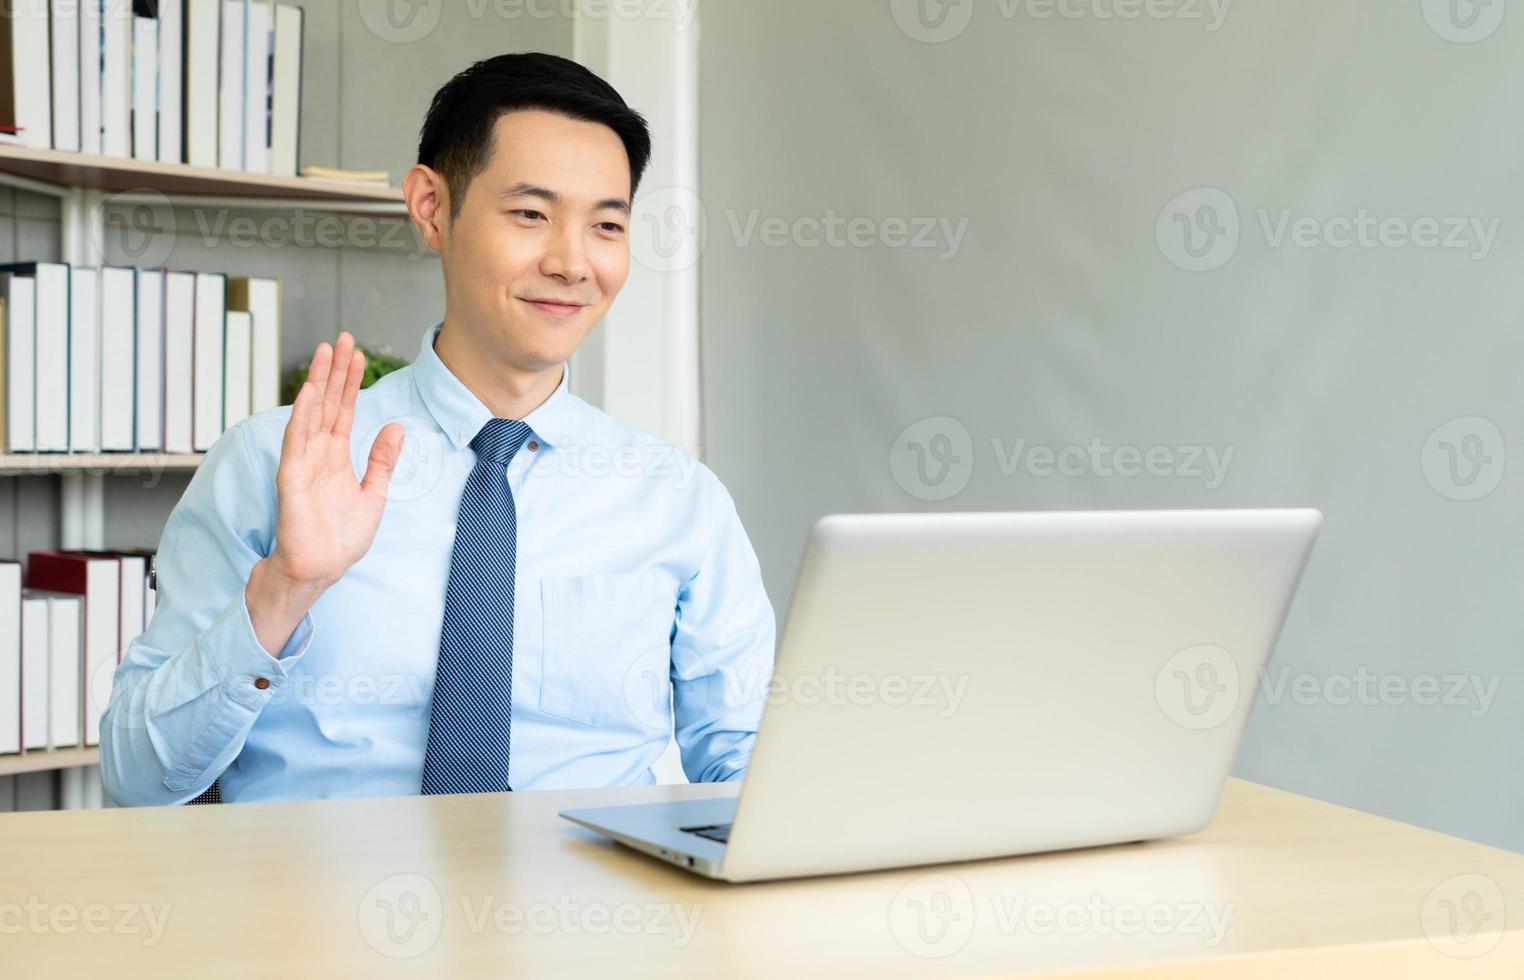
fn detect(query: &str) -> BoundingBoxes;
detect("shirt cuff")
[218,590,316,711]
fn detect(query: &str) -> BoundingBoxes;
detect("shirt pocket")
[538,571,676,729]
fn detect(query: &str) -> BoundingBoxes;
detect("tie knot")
[471,418,533,464]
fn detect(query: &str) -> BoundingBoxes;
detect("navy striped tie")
[421,418,532,795]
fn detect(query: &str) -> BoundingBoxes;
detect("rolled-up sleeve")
[100,421,315,807]
[670,468,776,783]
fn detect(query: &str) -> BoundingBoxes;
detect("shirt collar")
[412,321,578,451]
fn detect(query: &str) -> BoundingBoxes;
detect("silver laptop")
[561,509,1321,882]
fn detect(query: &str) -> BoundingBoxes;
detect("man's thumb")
[360,422,406,496]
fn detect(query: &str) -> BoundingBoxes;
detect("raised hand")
[246,333,405,657]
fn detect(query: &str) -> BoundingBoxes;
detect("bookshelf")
[0,747,100,777]
[0,144,405,213]
[0,149,398,787]
[0,453,206,476]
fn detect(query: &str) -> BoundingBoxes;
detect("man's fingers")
[305,342,333,441]
[281,381,314,461]
[333,348,366,440]
[360,422,407,498]
[321,332,355,434]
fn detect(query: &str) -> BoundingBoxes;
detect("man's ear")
[403,164,450,254]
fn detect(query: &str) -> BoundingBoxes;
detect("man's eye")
[598,222,626,234]
[511,209,546,221]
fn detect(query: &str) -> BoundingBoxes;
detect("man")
[101,53,775,805]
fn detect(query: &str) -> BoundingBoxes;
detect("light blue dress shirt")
[101,323,776,805]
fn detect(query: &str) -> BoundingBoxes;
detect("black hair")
[417,52,652,220]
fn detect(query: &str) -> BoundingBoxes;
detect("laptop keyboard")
[680,823,732,844]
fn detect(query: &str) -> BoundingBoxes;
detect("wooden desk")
[4,779,1520,977]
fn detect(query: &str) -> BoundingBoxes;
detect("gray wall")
[698,1,1521,851]
[0,4,575,810]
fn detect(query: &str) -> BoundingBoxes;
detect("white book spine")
[4,277,36,452]
[163,272,196,453]
[218,0,246,170]
[0,565,20,756]
[192,272,226,450]
[20,596,48,751]
[34,264,70,452]
[79,0,104,155]
[12,3,51,149]
[102,0,131,157]
[223,309,252,429]
[50,0,82,152]
[47,596,81,749]
[248,278,280,414]
[269,5,302,177]
[82,561,118,748]
[99,268,137,451]
[69,268,101,452]
[243,1,269,174]
[131,15,160,162]
[159,0,184,163]
[134,269,164,451]
[186,0,221,168]
[117,557,146,656]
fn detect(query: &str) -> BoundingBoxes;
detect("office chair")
[186,781,222,805]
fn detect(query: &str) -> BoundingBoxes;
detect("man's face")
[438,109,632,371]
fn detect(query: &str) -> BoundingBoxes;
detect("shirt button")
[528,440,539,451]
[254,677,271,690]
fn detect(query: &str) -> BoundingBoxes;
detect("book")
[300,165,391,184]
[0,273,34,451]
[0,1,52,149]
[192,271,226,450]
[51,0,83,152]
[100,267,137,451]
[0,561,19,755]
[243,0,270,174]
[269,4,303,177]
[69,267,101,453]
[103,0,133,156]
[21,263,71,452]
[223,309,252,429]
[228,276,280,414]
[163,271,196,453]
[159,0,184,163]
[135,268,165,451]
[132,13,160,161]
[78,552,146,664]
[219,0,247,170]
[185,0,222,168]
[19,593,49,750]
[45,593,83,749]
[28,552,122,748]
[80,0,104,155]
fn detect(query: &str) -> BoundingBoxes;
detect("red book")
[27,551,121,748]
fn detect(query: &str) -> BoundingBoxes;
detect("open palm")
[269,332,406,586]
